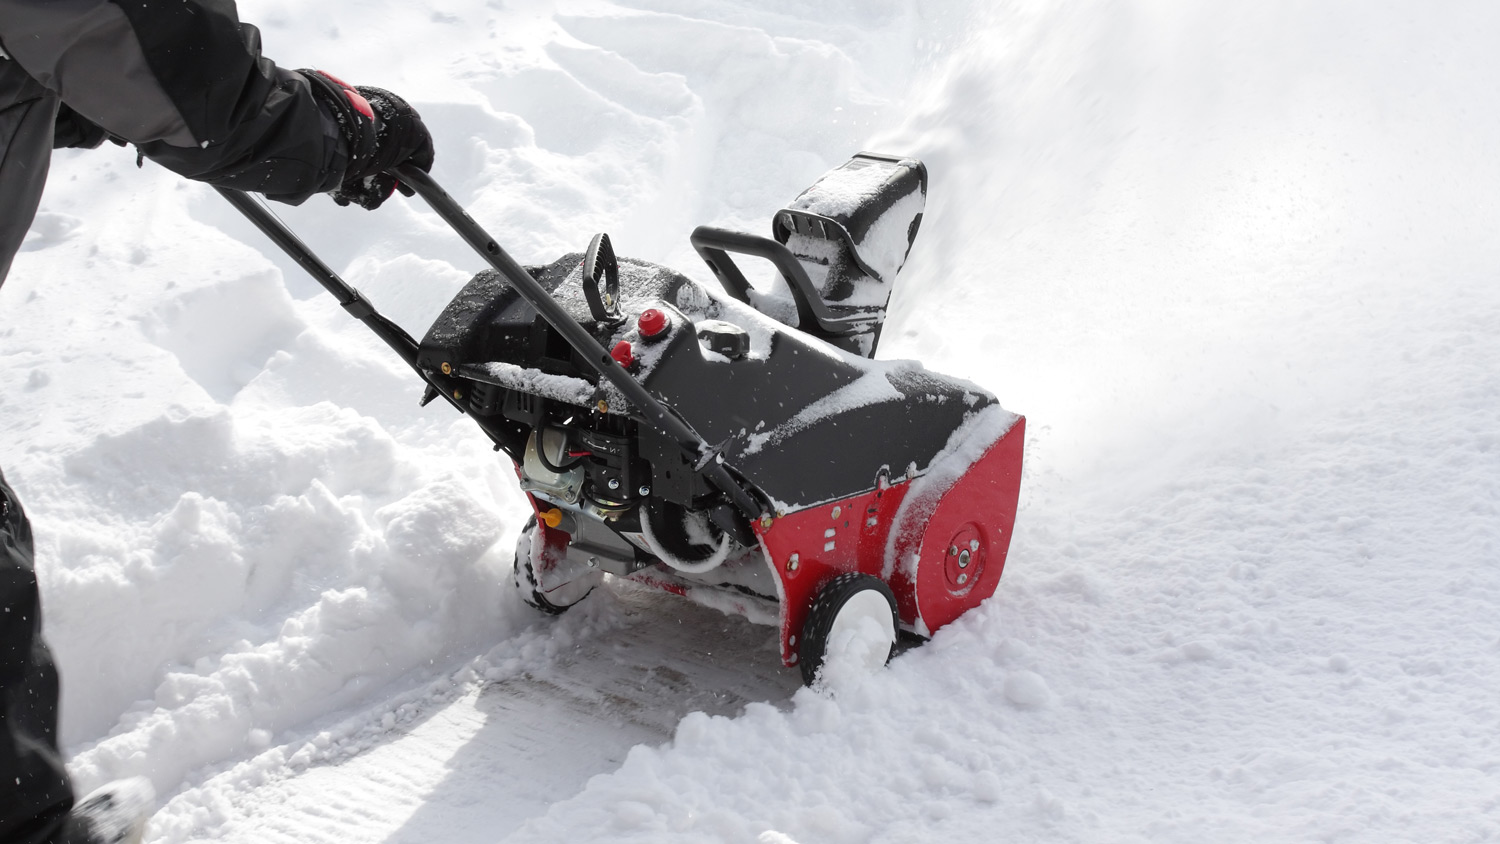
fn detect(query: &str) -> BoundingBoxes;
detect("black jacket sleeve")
[0,0,348,203]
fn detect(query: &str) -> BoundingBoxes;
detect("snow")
[475,361,595,406]
[742,365,903,456]
[784,157,926,283]
[787,157,902,218]
[4,0,1500,841]
[851,186,923,284]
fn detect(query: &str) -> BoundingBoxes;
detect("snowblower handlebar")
[689,226,877,336]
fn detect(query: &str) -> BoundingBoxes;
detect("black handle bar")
[689,226,877,336]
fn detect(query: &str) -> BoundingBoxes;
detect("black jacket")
[0,0,346,203]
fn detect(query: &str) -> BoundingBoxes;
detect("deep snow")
[4,0,1499,841]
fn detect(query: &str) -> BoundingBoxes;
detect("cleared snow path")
[146,586,800,843]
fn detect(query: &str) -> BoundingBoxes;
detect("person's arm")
[0,0,429,206]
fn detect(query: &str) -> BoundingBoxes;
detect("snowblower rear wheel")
[513,516,594,614]
[798,573,899,686]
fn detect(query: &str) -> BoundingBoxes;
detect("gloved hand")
[302,70,435,210]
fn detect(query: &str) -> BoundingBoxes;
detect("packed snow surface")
[4,0,1499,841]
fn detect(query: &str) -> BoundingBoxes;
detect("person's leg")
[0,468,75,844]
[0,52,59,286]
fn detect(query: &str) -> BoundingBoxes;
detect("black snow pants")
[0,471,81,844]
[0,53,84,844]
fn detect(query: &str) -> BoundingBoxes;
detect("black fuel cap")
[696,320,750,360]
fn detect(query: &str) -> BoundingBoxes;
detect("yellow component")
[452,389,463,400]
[597,400,609,414]
[441,361,452,375]
[540,508,563,528]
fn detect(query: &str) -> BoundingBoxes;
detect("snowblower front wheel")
[513,516,598,614]
[798,573,899,686]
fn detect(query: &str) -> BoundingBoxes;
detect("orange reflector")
[540,508,563,528]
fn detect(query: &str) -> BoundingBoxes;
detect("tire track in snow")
[146,586,801,843]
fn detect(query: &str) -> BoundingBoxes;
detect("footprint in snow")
[21,211,84,251]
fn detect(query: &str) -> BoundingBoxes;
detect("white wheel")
[798,573,898,686]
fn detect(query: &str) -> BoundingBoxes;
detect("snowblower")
[219,153,1025,685]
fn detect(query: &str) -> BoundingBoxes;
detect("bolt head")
[831,506,842,519]
[970,539,980,552]
[957,572,968,585]
[958,550,971,568]
[638,485,651,497]
[607,478,621,490]
[949,545,959,556]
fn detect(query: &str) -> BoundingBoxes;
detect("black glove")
[53,103,110,150]
[302,70,435,210]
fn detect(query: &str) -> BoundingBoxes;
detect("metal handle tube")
[392,165,765,520]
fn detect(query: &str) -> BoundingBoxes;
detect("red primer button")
[638,308,668,338]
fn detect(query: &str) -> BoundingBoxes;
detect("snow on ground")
[2,0,1498,841]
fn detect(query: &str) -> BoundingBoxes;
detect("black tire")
[798,573,899,686]
[512,516,592,614]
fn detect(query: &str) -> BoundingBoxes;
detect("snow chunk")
[474,361,595,406]
[852,188,925,284]
[1003,671,1053,709]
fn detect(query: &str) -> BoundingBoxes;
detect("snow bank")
[5,136,530,797]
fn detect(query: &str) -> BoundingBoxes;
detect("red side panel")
[754,479,912,667]
[890,416,1025,634]
[755,415,1025,666]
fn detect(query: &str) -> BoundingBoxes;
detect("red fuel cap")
[638,308,668,338]
[610,340,634,368]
